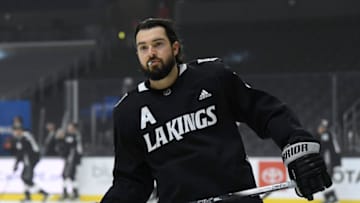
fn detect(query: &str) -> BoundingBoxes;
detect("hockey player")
[43,122,58,156]
[317,119,340,203]
[57,122,83,200]
[11,125,49,203]
[100,18,332,203]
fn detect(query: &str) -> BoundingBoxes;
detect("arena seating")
[0,41,96,99]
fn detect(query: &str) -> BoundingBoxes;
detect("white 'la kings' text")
[141,105,217,152]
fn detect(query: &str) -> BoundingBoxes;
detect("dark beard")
[142,57,176,81]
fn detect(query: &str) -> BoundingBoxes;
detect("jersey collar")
[137,64,188,93]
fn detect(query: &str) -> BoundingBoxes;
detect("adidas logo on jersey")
[199,89,212,101]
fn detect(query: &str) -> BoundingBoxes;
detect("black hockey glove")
[282,142,332,200]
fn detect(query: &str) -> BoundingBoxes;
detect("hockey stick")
[189,180,297,203]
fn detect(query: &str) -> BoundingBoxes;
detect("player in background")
[11,125,49,203]
[100,18,332,203]
[57,122,83,200]
[42,122,59,156]
[317,119,340,203]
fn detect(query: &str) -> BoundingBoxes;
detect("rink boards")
[0,157,359,202]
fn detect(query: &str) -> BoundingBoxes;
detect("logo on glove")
[282,142,320,166]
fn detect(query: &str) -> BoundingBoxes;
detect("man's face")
[12,129,23,137]
[46,123,54,131]
[135,26,179,80]
[56,129,65,139]
[67,124,75,133]
[317,125,326,134]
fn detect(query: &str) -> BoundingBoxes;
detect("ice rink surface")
[0,201,85,203]
[0,198,159,203]
[0,201,157,203]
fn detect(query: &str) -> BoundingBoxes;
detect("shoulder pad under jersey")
[114,93,129,107]
[188,57,222,65]
[114,83,140,107]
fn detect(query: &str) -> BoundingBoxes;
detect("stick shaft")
[234,180,296,196]
[189,180,296,203]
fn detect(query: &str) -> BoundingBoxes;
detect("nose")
[148,45,157,56]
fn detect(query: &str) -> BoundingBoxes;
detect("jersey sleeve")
[220,66,317,148]
[101,107,154,203]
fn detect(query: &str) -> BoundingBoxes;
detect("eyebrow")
[136,38,167,46]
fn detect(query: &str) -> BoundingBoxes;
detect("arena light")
[118,31,126,40]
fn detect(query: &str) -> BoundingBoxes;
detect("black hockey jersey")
[57,132,83,164]
[101,58,316,203]
[11,131,40,167]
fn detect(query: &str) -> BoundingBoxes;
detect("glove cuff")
[282,142,320,166]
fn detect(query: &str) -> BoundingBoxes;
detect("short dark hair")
[134,18,184,63]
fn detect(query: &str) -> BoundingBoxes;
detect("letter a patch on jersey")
[141,106,157,130]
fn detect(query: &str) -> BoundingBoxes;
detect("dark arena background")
[1,0,360,202]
